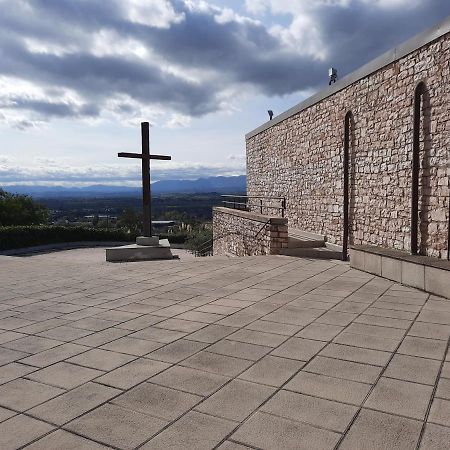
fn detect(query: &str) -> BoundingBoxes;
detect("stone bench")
[350,245,450,299]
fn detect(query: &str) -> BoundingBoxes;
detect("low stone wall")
[350,245,450,299]
[213,207,288,256]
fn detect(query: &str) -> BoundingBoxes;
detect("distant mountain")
[3,175,247,198]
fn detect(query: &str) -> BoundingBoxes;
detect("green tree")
[0,189,49,226]
[92,214,99,227]
[117,208,142,234]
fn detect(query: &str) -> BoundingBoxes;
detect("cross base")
[136,236,160,246]
[105,237,176,262]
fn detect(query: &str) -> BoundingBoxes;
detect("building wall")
[246,32,450,259]
[213,207,288,256]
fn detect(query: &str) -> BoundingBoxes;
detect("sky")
[0,0,449,187]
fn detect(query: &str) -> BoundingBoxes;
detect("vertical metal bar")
[411,85,422,255]
[282,198,286,218]
[343,112,351,261]
[260,199,263,214]
[447,197,450,260]
[141,122,151,237]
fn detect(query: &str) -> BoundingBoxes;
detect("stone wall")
[246,30,450,259]
[213,207,288,256]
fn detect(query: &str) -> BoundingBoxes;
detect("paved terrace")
[0,248,449,450]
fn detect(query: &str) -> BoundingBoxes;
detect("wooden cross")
[118,122,171,237]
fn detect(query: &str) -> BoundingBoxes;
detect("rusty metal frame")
[411,82,426,255]
[342,111,353,261]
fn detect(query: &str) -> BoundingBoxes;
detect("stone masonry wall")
[213,207,288,256]
[247,32,450,259]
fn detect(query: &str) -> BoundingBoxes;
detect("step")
[280,247,342,260]
[288,228,326,249]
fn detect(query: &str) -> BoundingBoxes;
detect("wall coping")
[213,206,288,225]
[246,15,450,140]
[351,245,450,271]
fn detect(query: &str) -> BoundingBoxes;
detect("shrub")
[0,226,190,250]
[0,226,135,251]
[0,189,49,226]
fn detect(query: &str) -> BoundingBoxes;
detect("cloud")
[0,0,448,128]
[0,156,246,186]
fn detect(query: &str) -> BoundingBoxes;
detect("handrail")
[222,195,286,200]
[221,194,286,218]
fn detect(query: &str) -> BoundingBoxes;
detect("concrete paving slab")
[429,398,450,427]
[112,382,202,421]
[182,351,254,377]
[0,414,54,450]
[420,423,450,450]
[208,339,271,361]
[231,411,341,450]
[140,410,236,450]
[196,379,275,422]
[339,409,422,450]
[304,356,382,384]
[384,354,441,385]
[261,389,358,433]
[0,378,65,411]
[365,377,434,420]
[26,361,103,389]
[285,370,371,405]
[65,402,168,449]
[29,382,120,425]
[26,429,110,449]
[146,339,208,363]
[238,355,304,387]
[271,337,326,361]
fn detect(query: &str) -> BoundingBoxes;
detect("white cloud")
[126,0,185,28]
[0,155,246,185]
[165,113,192,128]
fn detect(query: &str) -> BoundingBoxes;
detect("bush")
[0,226,136,251]
[0,226,190,250]
[185,228,213,255]
[0,189,49,226]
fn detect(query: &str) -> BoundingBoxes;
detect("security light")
[329,67,337,85]
[268,110,274,120]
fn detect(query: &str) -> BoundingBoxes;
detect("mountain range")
[3,175,246,198]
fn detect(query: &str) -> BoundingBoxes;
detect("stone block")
[425,266,450,299]
[350,249,365,271]
[106,242,174,262]
[401,261,425,290]
[381,256,402,282]
[136,236,159,246]
[364,252,382,276]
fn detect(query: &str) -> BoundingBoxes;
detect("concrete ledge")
[213,206,287,225]
[350,245,449,299]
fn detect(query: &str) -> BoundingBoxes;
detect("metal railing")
[221,195,286,218]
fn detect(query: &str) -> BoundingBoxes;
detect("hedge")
[0,226,137,250]
[0,226,191,251]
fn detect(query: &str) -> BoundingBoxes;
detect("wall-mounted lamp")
[268,110,274,120]
[329,67,337,85]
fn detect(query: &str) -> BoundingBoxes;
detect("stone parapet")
[213,207,288,256]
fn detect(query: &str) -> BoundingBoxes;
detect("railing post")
[281,198,286,218]
[260,199,263,214]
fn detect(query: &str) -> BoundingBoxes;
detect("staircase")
[280,228,342,260]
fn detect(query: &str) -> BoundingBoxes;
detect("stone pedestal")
[106,236,175,262]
